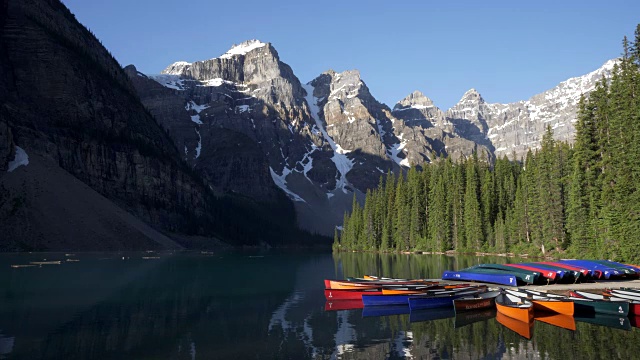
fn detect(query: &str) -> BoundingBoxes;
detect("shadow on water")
[0,251,639,359]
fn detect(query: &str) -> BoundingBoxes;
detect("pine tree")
[463,154,483,251]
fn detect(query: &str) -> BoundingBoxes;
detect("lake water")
[0,251,639,359]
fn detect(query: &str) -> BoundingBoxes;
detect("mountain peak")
[162,61,191,75]
[458,88,484,103]
[394,90,437,111]
[219,39,267,59]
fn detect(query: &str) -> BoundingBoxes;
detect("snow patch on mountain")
[186,101,210,113]
[7,146,29,172]
[147,74,186,90]
[269,167,306,202]
[162,61,191,75]
[219,40,266,59]
[302,83,354,193]
[194,128,202,159]
[388,134,409,168]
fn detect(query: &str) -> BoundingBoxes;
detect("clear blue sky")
[63,0,639,110]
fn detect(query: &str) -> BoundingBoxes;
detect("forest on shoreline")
[335,25,640,263]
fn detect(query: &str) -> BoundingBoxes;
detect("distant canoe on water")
[29,261,61,265]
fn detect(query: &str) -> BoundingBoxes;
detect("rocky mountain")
[135,38,615,236]
[127,40,348,235]
[444,59,618,159]
[0,0,311,251]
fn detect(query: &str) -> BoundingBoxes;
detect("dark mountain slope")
[0,0,315,250]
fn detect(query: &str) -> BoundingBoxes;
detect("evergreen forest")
[335,25,640,262]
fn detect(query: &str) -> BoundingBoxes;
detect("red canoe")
[540,261,591,277]
[324,288,382,300]
[505,264,557,281]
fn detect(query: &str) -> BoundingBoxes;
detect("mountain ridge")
[136,39,616,236]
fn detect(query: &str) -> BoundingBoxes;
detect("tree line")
[334,25,640,262]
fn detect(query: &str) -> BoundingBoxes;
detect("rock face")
[391,90,490,164]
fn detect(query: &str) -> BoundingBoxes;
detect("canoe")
[453,291,500,313]
[574,313,631,331]
[573,290,639,315]
[569,291,629,316]
[381,283,475,295]
[535,299,574,316]
[516,263,566,280]
[442,270,517,286]
[504,263,557,282]
[454,308,496,328]
[474,264,540,283]
[589,260,639,277]
[382,287,435,295]
[609,289,640,302]
[409,307,456,323]
[522,262,581,282]
[558,260,620,279]
[324,288,382,300]
[363,286,479,306]
[467,266,536,285]
[324,300,364,311]
[539,261,591,278]
[362,293,416,306]
[504,289,574,316]
[325,280,380,290]
[630,315,640,328]
[362,305,409,317]
[352,276,437,285]
[567,297,629,316]
[533,262,584,281]
[495,293,534,323]
[407,289,481,311]
[535,313,576,331]
[496,311,534,339]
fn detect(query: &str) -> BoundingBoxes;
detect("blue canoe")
[362,294,414,306]
[592,260,639,276]
[362,287,472,306]
[558,260,621,278]
[442,270,517,286]
[408,290,481,311]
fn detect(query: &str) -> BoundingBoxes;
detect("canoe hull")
[532,299,574,316]
[362,294,414,306]
[324,288,382,300]
[442,270,517,286]
[326,280,379,290]
[572,298,629,316]
[453,291,500,313]
[495,294,534,323]
[408,293,465,311]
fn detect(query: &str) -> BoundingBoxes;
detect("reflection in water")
[0,332,14,358]
[0,251,639,359]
